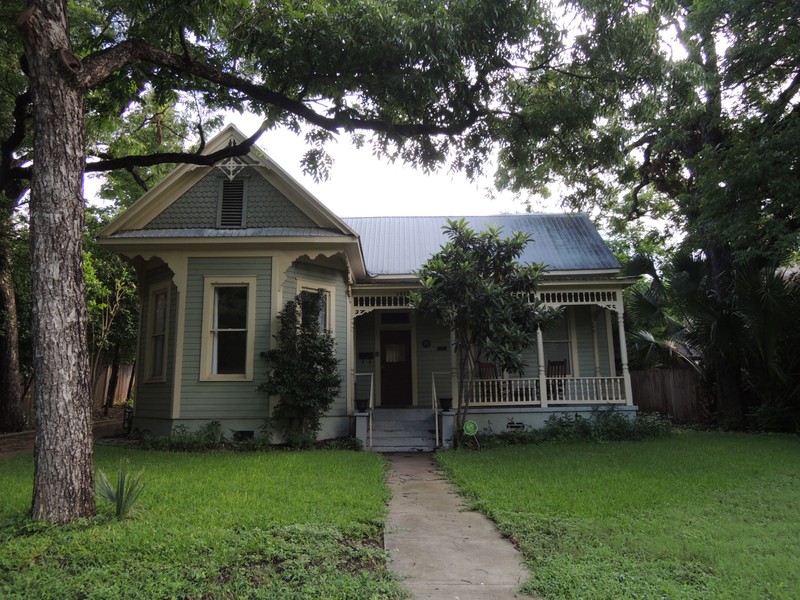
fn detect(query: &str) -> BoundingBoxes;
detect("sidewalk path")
[0,419,126,458]
[384,453,531,599]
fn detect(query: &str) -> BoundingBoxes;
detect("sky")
[218,113,559,218]
[84,112,561,217]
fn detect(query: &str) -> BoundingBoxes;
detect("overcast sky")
[225,113,559,218]
[85,111,561,217]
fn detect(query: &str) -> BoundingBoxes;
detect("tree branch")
[79,39,482,138]
[0,90,32,199]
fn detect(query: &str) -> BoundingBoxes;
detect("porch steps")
[367,408,437,452]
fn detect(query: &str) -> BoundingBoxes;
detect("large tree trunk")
[19,0,95,522]
[0,213,25,432]
[706,244,746,428]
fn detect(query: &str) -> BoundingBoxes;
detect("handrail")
[354,372,375,448]
[471,375,626,406]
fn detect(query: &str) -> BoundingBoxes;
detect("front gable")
[99,124,358,239]
[144,167,318,230]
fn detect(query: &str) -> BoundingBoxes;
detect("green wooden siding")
[284,261,349,416]
[414,315,452,404]
[180,256,272,419]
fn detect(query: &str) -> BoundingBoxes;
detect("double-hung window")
[296,279,335,335]
[146,282,170,381]
[201,276,257,380]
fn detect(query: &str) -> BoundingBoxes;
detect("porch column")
[616,311,634,406]
[346,289,355,413]
[536,327,547,407]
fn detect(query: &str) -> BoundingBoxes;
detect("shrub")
[463,408,673,449]
[318,437,364,451]
[260,291,341,443]
[142,421,227,452]
[96,458,145,518]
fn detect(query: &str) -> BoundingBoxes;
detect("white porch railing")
[471,376,627,406]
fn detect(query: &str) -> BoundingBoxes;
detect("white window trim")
[296,278,335,335]
[200,275,257,381]
[145,280,171,383]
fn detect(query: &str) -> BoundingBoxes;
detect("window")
[542,311,573,375]
[296,279,335,334]
[299,289,328,331]
[201,276,257,380]
[218,179,245,227]
[146,282,170,381]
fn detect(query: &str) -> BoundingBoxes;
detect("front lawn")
[437,431,800,599]
[0,447,405,599]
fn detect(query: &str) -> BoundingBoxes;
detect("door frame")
[374,310,417,407]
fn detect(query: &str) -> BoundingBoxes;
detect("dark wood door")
[380,330,412,406]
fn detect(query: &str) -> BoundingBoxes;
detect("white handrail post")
[536,328,547,407]
[368,372,374,449]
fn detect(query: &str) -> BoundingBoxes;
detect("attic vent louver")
[220,179,244,227]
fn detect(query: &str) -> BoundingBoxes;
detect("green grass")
[437,431,800,599]
[0,447,406,599]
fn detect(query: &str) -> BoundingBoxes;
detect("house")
[99,125,638,450]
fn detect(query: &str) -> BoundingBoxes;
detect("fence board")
[20,364,135,421]
[631,369,705,423]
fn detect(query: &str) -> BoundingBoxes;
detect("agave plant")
[96,459,145,518]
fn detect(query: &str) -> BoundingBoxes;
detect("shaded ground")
[0,413,126,458]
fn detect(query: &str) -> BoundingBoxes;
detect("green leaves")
[412,219,557,420]
[95,458,145,519]
[260,290,341,442]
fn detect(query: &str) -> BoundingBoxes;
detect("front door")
[380,330,412,406]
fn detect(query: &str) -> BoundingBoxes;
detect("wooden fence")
[20,364,136,419]
[630,368,707,424]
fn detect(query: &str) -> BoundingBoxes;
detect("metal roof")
[342,214,620,276]
[110,227,347,238]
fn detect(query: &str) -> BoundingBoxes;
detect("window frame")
[296,279,335,335]
[145,280,171,383]
[200,276,257,381]
[542,308,574,375]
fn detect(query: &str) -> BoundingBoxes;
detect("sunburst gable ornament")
[216,139,259,180]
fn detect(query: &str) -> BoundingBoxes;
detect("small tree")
[260,290,341,447]
[410,219,558,443]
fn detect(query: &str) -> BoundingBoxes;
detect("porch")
[349,280,636,450]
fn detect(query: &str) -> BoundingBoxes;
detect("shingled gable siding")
[144,167,319,230]
[283,261,349,421]
[180,256,272,419]
[137,266,177,419]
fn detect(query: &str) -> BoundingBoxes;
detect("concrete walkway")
[384,453,530,599]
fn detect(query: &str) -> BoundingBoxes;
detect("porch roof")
[343,214,620,277]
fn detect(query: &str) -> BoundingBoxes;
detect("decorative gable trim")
[98,124,360,240]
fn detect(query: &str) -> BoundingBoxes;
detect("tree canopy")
[4,0,799,521]
[411,219,556,440]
